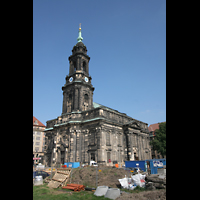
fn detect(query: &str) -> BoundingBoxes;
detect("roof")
[92,102,147,125]
[93,102,120,113]
[33,116,45,127]
[148,123,160,132]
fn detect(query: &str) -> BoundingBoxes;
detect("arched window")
[69,94,72,100]
[73,61,77,72]
[83,61,86,72]
[67,94,72,113]
[84,93,89,103]
[83,94,89,111]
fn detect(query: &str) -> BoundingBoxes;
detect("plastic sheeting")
[131,173,146,188]
[118,173,146,190]
[118,176,136,190]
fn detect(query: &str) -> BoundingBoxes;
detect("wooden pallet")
[47,168,71,188]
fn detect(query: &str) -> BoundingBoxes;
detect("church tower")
[62,24,95,114]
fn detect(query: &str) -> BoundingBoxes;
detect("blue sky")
[33,0,166,126]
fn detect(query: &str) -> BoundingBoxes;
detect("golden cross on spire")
[79,23,81,30]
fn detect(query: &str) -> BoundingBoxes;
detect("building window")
[36,137,40,140]
[73,61,77,72]
[83,61,86,72]
[35,147,39,152]
[37,132,41,135]
[84,94,89,103]
[106,132,110,145]
[34,120,39,125]
[107,152,111,162]
[36,142,40,145]
[118,134,121,146]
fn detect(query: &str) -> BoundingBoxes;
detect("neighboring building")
[44,26,151,167]
[33,116,46,165]
[148,122,165,159]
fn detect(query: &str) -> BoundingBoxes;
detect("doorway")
[107,152,111,163]
[61,151,65,164]
[91,152,95,161]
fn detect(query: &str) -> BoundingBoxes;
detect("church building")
[44,25,151,167]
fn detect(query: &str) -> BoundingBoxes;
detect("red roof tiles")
[33,116,45,127]
[148,123,160,132]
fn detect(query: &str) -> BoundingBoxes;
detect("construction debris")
[118,175,135,190]
[145,174,166,190]
[104,188,120,200]
[62,183,85,191]
[94,186,109,196]
[118,173,146,190]
[94,186,120,200]
[47,168,71,188]
[131,173,146,187]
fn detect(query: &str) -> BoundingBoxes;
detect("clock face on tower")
[69,77,73,82]
[85,77,88,82]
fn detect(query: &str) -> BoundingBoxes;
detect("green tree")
[150,122,166,157]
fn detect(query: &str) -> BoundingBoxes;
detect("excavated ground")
[67,166,166,200]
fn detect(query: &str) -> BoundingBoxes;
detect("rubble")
[145,174,166,190]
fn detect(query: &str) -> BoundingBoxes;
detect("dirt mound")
[67,166,166,199]
[68,166,128,188]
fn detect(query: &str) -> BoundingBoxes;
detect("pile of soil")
[68,166,166,199]
[68,166,130,188]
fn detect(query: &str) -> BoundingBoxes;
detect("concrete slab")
[94,186,108,196]
[104,188,120,200]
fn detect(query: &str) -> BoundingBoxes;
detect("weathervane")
[77,23,83,42]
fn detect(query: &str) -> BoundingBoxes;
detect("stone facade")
[44,31,151,167]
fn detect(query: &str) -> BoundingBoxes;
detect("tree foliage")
[150,122,166,157]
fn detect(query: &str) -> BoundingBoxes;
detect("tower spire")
[77,23,83,43]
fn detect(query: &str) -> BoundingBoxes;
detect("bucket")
[34,175,43,185]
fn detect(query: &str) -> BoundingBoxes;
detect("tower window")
[83,61,86,72]
[69,94,72,100]
[73,61,77,72]
[83,94,89,111]
[84,94,89,103]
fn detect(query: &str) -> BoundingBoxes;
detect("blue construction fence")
[64,162,80,168]
[125,158,166,174]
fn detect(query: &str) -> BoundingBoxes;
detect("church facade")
[44,26,151,167]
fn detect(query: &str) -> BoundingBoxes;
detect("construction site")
[33,162,166,200]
